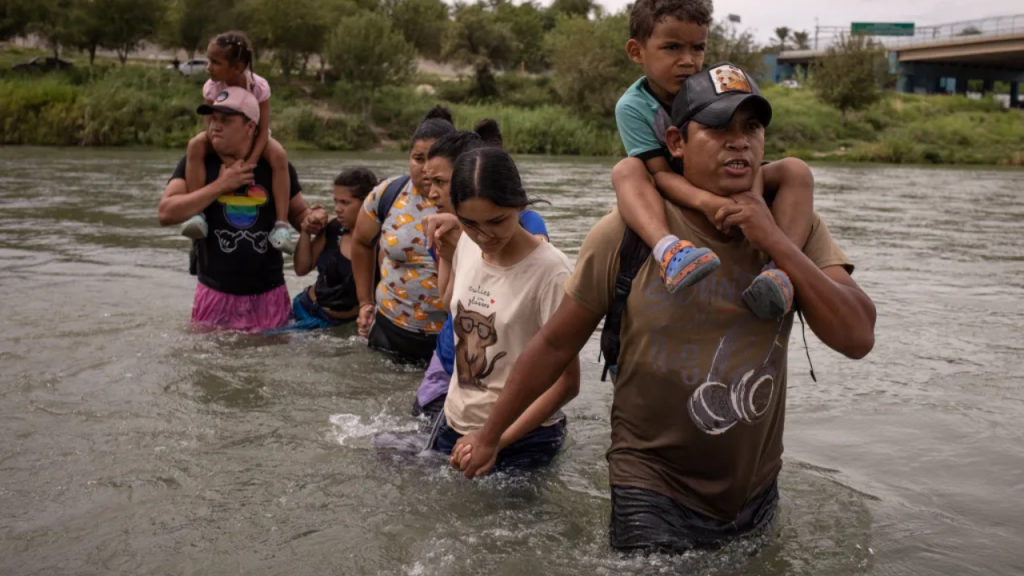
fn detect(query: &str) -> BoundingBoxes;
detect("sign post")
[851,22,915,36]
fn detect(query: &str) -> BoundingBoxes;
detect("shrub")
[451,104,622,156]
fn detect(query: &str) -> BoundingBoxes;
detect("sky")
[592,0,1024,44]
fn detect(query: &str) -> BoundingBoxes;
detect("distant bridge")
[767,14,1024,107]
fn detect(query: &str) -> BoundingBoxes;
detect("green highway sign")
[851,22,915,36]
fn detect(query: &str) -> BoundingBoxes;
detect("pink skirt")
[191,283,291,332]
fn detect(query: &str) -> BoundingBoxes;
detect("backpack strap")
[376,174,411,224]
[599,227,652,382]
[371,175,411,287]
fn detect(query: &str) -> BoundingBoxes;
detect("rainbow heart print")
[218,185,268,228]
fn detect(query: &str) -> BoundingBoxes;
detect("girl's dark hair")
[212,31,254,71]
[450,148,538,212]
[410,105,456,145]
[474,119,503,148]
[427,118,503,162]
[333,167,379,200]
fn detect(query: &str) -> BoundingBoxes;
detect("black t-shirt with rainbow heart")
[171,153,301,296]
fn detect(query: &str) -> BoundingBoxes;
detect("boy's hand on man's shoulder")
[714,193,788,254]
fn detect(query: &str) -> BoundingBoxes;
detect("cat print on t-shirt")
[453,301,506,390]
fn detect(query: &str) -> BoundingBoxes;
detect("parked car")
[12,56,73,72]
[169,58,207,77]
[315,67,343,85]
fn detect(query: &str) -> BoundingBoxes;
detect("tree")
[326,11,415,116]
[547,0,594,20]
[792,30,810,50]
[241,0,332,77]
[68,0,108,66]
[98,0,165,65]
[443,2,519,99]
[812,33,890,122]
[387,0,450,60]
[706,20,762,75]
[160,0,237,59]
[494,0,547,71]
[27,0,76,58]
[0,0,34,41]
[773,26,790,52]
[546,12,634,115]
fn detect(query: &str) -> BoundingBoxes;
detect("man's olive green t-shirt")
[565,202,853,521]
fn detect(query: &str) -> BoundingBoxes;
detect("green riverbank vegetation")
[1,0,1022,165]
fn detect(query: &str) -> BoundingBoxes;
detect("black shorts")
[609,478,779,555]
[367,311,437,364]
[433,414,567,473]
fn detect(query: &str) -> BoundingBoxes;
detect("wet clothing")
[433,413,567,472]
[609,479,778,554]
[444,236,573,435]
[415,210,551,411]
[362,177,445,335]
[191,283,291,332]
[312,220,358,312]
[414,353,452,417]
[287,289,345,331]
[566,204,852,522]
[170,153,301,296]
[367,311,437,364]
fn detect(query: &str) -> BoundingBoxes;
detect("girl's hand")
[423,213,461,251]
[451,431,499,478]
[357,304,376,337]
[302,205,327,235]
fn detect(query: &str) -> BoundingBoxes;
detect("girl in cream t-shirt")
[433,148,580,472]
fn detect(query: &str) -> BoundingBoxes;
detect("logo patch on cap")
[216,90,230,102]
[710,65,752,95]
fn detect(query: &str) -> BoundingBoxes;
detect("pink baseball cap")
[197,86,260,124]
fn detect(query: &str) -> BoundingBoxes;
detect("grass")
[1,65,375,150]
[764,85,1024,166]
[1,56,1022,166]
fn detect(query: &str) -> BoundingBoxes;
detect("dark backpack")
[598,227,651,382]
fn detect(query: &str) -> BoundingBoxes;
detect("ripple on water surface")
[0,150,1022,575]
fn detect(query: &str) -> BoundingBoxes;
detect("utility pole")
[814,18,819,50]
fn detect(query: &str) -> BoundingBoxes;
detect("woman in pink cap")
[178,31,296,255]
[158,87,311,332]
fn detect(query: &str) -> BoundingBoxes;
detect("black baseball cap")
[671,62,772,129]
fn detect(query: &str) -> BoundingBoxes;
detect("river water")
[1,148,1022,576]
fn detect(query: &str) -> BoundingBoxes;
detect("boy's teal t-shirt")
[614,77,683,173]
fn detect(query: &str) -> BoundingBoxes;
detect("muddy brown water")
[1,148,1022,575]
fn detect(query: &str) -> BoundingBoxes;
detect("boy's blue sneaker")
[659,239,720,293]
[742,264,794,319]
[181,214,208,240]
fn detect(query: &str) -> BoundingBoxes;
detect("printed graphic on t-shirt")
[218,185,268,228]
[627,264,789,437]
[212,184,272,253]
[214,229,268,254]
[688,319,786,435]
[453,300,506,390]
